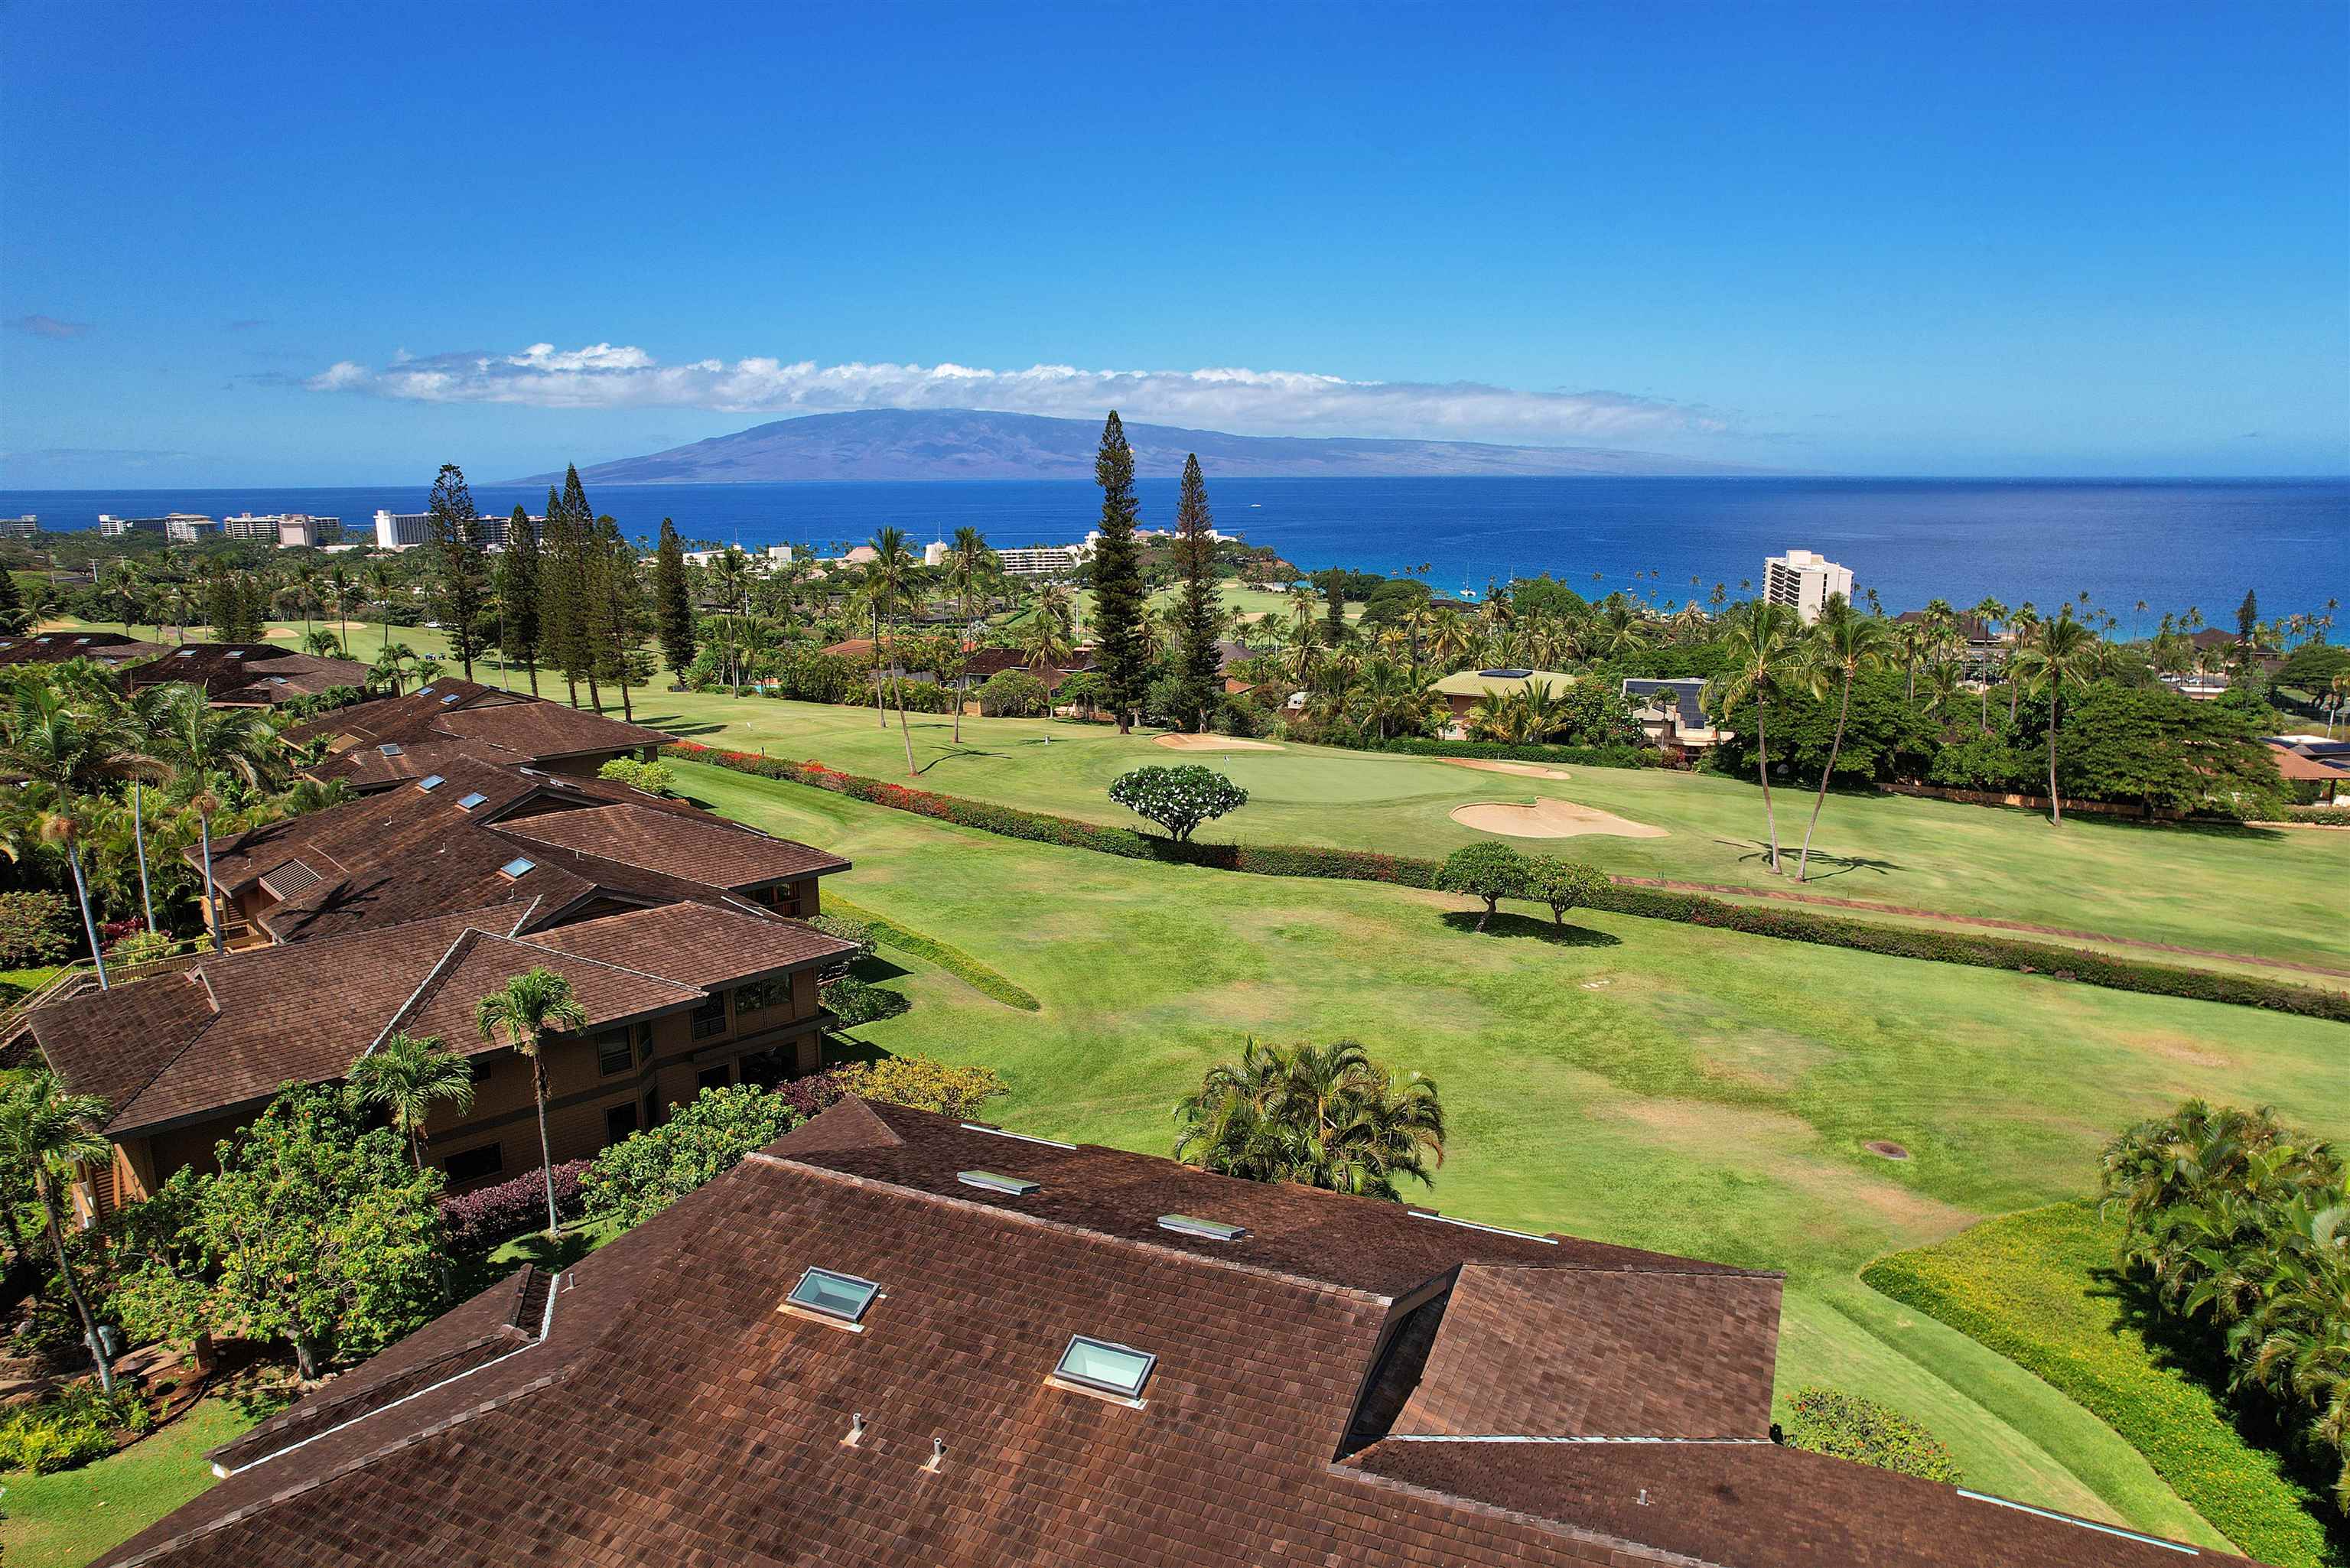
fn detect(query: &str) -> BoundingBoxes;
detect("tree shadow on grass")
[1717,840,1906,881]
[913,747,1008,776]
[646,720,731,738]
[445,1225,606,1302]
[851,955,911,983]
[1439,910,1622,947]
[2088,1261,2350,1544]
[820,1033,891,1069]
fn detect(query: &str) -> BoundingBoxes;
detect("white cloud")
[305,343,1724,444]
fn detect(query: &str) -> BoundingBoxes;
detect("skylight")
[416,775,446,792]
[457,792,490,810]
[959,1122,1077,1150]
[34,637,50,645]
[72,636,89,645]
[378,743,404,756]
[441,694,460,704]
[1054,1336,1155,1400]
[786,1267,880,1324]
[176,649,197,658]
[418,685,435,696]
[958,1169,1039,1196]
[498,856,535,878]
[1158,1213,1247,1241]
[226,650,243,659]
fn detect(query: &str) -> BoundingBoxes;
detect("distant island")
[502,408,1778,486]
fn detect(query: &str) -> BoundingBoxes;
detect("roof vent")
[959,1122,1076,1150]
[958,1169,1039,1197]
[1158,1213,1247,1241]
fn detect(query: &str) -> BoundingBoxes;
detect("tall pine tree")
[426,464,490,681]
[586,514,651,721]
[653,518,697,680]
[1089,411,1149,732]
[1171,453,1222,733]
[538,474,589,706]
[0,558,34,636]
[496,505,542,695]
[562,467,604,711]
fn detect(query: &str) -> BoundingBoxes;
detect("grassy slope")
[677,757,2349,1541]
[0,1397,262,1568]
[649,697,2350,971]
[1866,1203,2345,1567]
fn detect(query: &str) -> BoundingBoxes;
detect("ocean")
[4,477,2342,629]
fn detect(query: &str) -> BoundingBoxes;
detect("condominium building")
[223,512,343,547]
[1762,548,1854,623]
[97,515,168,537]
[0,515,39,539]
[163,513,222,544]
[373,509,544,551]
[996,544,1084,577]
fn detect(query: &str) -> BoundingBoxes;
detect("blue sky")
[3,0,2345,486]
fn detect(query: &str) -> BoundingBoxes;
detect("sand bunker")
[1441,758,1572,781]
[1450,798,1668,840]
[1153,734,1284,752]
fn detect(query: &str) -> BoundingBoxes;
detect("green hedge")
[1370,736,1662,769]
[824,896,1041,1012]
[1863,1203,2345,1566]
[667,746,2350,1024]
[1779,1386,1961,1484]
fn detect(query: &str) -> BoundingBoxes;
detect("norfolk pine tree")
[496,505,543,694]
[1089,412,1150,732]
[653,518,698,678]
[1172,453,1223,732]
[426,464,491,681]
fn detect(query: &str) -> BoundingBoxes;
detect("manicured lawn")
[653,698,2350,971]
[0,1396,263,1568]
[1866,1204,2347,1567]
[677,757,2350,1541]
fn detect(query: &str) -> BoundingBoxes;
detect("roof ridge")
[95,972,226,1132]
[365,930,487,1056]
[1462,1260,1786,1282]
[746,1153,1398,1309]
[1333,1450,1733,1568]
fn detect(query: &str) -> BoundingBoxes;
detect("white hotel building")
[1762,548,1855,623]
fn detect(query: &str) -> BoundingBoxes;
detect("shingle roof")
[286,680,672,776]
[31,899,849,1137]
[91,1103,2247,1568]
[494,802,850,887]
[124,643,369,701]
[0,631,169,668]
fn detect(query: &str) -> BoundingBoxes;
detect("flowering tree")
[1108,764,1249,843]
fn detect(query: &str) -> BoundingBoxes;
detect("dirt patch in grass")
[1450,797,1668,839]
[1621,1099,1975,1241]
[1865,1140,1912,1160]
[1152,733,1284,752]
[1440,758,1574,781]
[2135,1034,2234,1070]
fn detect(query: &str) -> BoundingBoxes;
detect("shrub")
[0,891,72,968]
[772,1069,850,1121]
[1108,764,1250,842]
[1523,855,1609,927]
[806,912,877,963]
[107,928,179,968]
[0,1384,154,1474]
[823,974,910,1025]
[1373,736,1661,770]
[1436,842,1530,931]
[832,1055,1007,1119]
[1779,1387,1961,1484]
[438,1158,592,1254]
[978,668,1050,717]
[583,1085,801,1228]
[597,756,678,797]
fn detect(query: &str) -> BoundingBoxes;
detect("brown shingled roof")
[90,1103,2249,1568]
[286,679,670,775]
[493,801,850,887]
[125,643,369,702]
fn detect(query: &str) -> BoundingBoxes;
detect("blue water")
[4,477,2342,628]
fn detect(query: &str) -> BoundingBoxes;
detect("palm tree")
[369,641,419,695]
[327,563,357,650]
[348,1031,477,1171]
[1172,1038,1444,1201]
[0,683,152,988]
[365,560,400,652]
[1792,597,1887,883]
[946,527,993,621]
[867,529,923,776]
[0,1071,117,1391]
[1704,602,1807,874]
[474,968,588,1241]
[152,685,276,952]
[2010,608,2100,825]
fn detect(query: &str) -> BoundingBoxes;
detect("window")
[1055,1336,1156,1400]
[697,1063,733,1092]
[786,1267,880,1324]
[443,1143,503,1184]
[957,1170,1039,1196]
[595,1029,634,1076]
[734,975,790,1013]
[689,994,727,1040]
[416,775,446,792]
[457,792,490,810]
[1159,1214,1248,1241]
[634,1020,654,1065]
[643,1088,659,1130]
[604,1102,640,1143]
[498,857,535,879]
